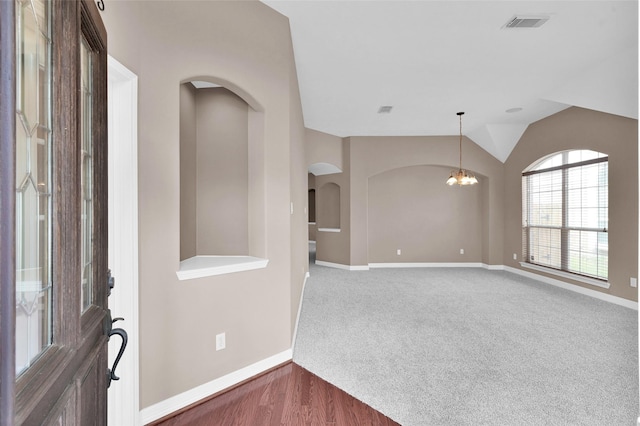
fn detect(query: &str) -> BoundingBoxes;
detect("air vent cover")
[504,15,549,28]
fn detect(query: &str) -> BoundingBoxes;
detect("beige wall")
[314,169,351,265]
[180,86,251,259]
[288,36,308,337]
[308,133,503,268]
[101,0,306,409]
[194,87,249,256]
[504,107,638,301]
[349,135,504,267]
[318,182,341,229]
[368,165,483,263]
[306,128,343,171]
[179,83,197,260]
[305,130,350,264]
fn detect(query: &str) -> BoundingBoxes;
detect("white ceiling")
[262,0,638,162]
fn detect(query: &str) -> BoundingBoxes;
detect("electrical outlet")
[513,253,517,260]
[216,333,226,351]
[397,249,401,256]
[631,278,637,288]
[460,249,464,255]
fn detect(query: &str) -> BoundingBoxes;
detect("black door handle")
[107,316,128,388]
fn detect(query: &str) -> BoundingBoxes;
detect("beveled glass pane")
[80,37,94,312]
[16,0,51,375]
[16,118,29,188]
[16,179,49,375]
[18,0,39,134]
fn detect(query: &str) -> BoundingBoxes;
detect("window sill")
[318,228,341,233]
[177,255,269,281]
[519,262,609,289]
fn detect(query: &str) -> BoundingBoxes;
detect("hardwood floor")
[150,362,400,426]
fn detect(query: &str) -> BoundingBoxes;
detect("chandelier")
[446,112,478,186]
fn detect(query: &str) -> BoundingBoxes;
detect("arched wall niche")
[367,164,484,263]
[181,76,264,112]
[318,182,341,230]
[179,77,266,265]
[368,163,486,184]
[308,162,342,176]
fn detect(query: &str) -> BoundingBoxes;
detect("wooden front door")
[0,0,110,424]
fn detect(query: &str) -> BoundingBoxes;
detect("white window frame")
[522,150,609,288]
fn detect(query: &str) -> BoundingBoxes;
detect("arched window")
[522,150,608,281]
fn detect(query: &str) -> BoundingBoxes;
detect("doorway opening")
[107,55,140,426]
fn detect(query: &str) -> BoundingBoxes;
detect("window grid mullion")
[561,165,569,272]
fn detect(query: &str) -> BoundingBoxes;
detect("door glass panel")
[15,0,52,375]
[80,36,94,312]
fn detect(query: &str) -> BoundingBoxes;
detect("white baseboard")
[140,349,292,424]
[504,266,638,310]
[482,264,505,271]
[315,260,369,271]
[369,262,484,268]
[291,272,310,350]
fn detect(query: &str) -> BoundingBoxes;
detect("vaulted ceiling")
[263,0,638,162]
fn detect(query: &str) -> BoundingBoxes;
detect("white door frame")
[107,55,140,426]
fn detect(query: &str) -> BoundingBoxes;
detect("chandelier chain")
[459,112,463,170]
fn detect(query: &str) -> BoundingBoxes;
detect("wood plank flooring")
[150,362,400,426]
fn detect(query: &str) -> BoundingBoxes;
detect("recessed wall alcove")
[178,79,267,279]
[318,182,341,232]
[368,164,483,263]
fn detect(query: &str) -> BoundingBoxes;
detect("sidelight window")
[15,0,52,375]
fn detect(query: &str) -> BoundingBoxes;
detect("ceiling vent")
[504,15,550,29]
[377,105,393,114]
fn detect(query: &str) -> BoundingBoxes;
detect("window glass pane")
[567,167,581,189]
[568,207,581,228]
[567,149,602,164]
[597,232,609,279]
[567,230,608,280]
[80,37,93,312]
[16,0,51,375]
[526,170,562,227]
[580,164,599,188]
[528,228,561,268]
[533,153,562,171]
